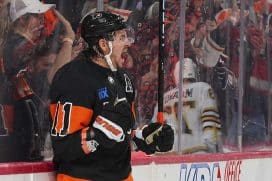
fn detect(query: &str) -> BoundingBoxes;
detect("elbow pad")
[93,115,125,146]
[81,114,127,154]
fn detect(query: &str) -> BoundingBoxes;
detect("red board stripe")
[1,151,272,175]
[0,162,54,175]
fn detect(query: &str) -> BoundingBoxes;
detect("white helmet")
[173,58,197,86]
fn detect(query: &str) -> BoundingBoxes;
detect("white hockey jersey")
[152,81,221,153]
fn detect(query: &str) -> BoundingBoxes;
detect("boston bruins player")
[49,11,174,181]
[153,58,222,154]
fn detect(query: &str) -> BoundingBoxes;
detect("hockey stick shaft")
[157,0,165,124]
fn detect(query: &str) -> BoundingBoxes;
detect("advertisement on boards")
[179,160,242,181]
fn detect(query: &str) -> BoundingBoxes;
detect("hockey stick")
[157,0,165,124]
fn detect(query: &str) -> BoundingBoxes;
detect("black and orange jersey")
[49,52,135,181]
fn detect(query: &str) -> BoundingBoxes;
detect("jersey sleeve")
[200,83,222,152]
[49,64,95,162]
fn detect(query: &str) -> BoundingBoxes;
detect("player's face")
[111,29,132,68]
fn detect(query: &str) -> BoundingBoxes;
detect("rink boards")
[0,151,272,181]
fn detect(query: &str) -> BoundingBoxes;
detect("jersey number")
[0,104,8,136]
[51,102,72,137]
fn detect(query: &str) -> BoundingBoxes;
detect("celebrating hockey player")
[153,58,222,154]
[49,11,174,181]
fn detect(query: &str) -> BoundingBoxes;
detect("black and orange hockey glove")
[132,123,174,154]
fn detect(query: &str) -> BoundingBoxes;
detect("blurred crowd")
[0,0,272,162]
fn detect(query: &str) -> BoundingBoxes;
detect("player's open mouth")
[121,52,129,67]
[121,49,129,67]
[121,49,128,59]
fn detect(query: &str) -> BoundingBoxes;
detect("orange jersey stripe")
[57,173,133,181]
[50,103,93,134]
[57,174,90,181]
[122,173,134,181]
[81,128,90,154]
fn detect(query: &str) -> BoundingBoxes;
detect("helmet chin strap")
[104,41,128,104]
[104,41,117,71]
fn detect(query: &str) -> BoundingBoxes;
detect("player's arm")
[49,67,97,162]
[49,102,96,162]
[50,106,127,162]
[201,84,222,153]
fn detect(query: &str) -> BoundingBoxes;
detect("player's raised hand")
[53,9,75,42]
[133,123,174,154]
[143,123,174,152]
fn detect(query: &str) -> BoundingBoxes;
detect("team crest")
[108,76,115,84]
[86,140,99,153]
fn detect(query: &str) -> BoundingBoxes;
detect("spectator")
[2,0,56,162]
[3,0,80,162]
[0,0,10,78]
[201,0,272,147]
[0,0,12,162]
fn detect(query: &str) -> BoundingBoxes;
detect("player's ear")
[98,39,110,55]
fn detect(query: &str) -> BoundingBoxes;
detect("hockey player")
[153,58,222,154]
[49,11,174,181]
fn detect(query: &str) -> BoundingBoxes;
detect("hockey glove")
[213,60,237,89]
[133,123,174,154]
[213,60,228,89]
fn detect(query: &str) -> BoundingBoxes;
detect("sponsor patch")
[98,87,109,100]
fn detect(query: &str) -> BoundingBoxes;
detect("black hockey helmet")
[80,11,127,44]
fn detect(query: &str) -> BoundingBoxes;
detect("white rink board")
[133,158,272,181]
[0,172,55,181]
[1,152,272,181]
